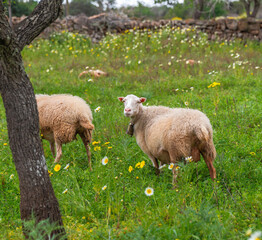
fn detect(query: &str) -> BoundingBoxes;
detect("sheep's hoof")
[155,168,160,176]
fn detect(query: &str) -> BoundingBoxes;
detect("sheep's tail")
[195,125,216,161]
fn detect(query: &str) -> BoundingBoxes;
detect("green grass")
[0,28,261,239]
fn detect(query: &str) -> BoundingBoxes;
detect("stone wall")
[12,13,262,43]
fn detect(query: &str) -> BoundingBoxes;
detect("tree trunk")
[8,0,12,28]
[0,1,66,239]
[193,0,204,19]
[241,0,261,18]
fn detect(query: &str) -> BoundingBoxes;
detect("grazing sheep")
[36,94,94,170]
[118,94,216,182]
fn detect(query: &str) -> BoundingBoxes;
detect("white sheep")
[118,94,216,182]
[36,94,94,170]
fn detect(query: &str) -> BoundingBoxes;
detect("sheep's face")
[118,94,146,118]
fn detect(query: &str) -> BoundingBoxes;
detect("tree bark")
[0,0,65,239]
[240,0,261,18]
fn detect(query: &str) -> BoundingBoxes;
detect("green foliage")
[69,0,99,16]
[0,27,261,239]
[5,0,38,17]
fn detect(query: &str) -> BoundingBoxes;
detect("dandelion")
[63,189,68,194]
[95,106,101,112]
[248,231,261,240]
[92,141,100,145]
[64,164,70,170]
[94,146,101,151]
[102,156,109,165]
[145,187,154,196]
[54,164,61,172]
[102,185,107,191]
[48,170,53,177]
[140,161,145,168]
[168,163,174,170]
[135,162,141,168]
[208,82,221,88]
[3,143,7,146]
[136,176,139,179]
[10,174,14,180]
[128,166,133,173]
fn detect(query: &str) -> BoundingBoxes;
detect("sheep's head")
[118,94,146,118]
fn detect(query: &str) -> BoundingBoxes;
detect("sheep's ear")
[118,97,125,102]
[139,97,146,103]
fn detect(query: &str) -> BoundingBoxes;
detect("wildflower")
[184,101,189,106]
[115,176,118,179]
[128,166,133,173]
[168,163,174,170]
[246,229,252,236]
[28,64,31,67]
[190,87,194,91]
[248,231,261,240]
[92,141,100,145]
[135,162,141,168]
[168,61,171,66]
[140,161,145,168]
[185,156,193,163]
[68,47,73,50]
[95,106,101,112]
[94,146,101,151]
[176,166,180,170]
[48,170,53,177]
[102,156,109,165]
[136,176,139,179]
[145,187,154,196]
[250,152,256,156]
[63,189,68,194]
[159,164,166,169]
[10,174,14,180]
[64,163,70,170]
[104,142,110,145]
[3,143,7,146]
[102,185,107,191]
[54,164,61,172]
[108,146,112,149]
[208,82,221,88]
[82,216,86,220]
[138,60,141,64]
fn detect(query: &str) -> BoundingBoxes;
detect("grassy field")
[0,27,261,239]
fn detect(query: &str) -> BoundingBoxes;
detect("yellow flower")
[140,161,145,168]
[128,166,133,173]
[54,164,61,172]
[68,47,73,50]
[208,82,221,88]
[135,162,141,168]
[104,142,110,145]
[250,152,256,156]
[95,106,101,112]
[92,141,100,145]
[3,143,8,146]
[108,146,112,149]
[48,170,53,176]
[136,176,139,179]
[82,216,86,220]
[94,146,101,151]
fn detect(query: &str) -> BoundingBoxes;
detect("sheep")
[36,94,94,170]
[118,94,216,183]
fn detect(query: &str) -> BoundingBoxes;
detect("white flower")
[138,60,141,64]
[185,156,193,163]
[184,101,189,106]
[63,189,68,194]
[10,174,14,180]
[102,156,109,165]
[145,187,154,196]
[159,164,166,169]
[168,163,174,170]
[88,79,93,82]
[102,185,107,191]
[64,163,70,170]
[248,231,262,240]
[95,106,101,112]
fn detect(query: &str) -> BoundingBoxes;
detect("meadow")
[0,27,261,239]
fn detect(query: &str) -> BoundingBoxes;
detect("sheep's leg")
[201,150,216,180]
[79,133,92,171]
[148,155,160,175]
[54,142,62,163]
[50,141,55,158]
[191,147,201,162]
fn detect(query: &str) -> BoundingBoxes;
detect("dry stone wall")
[12,13,262,43]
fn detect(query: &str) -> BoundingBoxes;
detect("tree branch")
[14,0,63,51]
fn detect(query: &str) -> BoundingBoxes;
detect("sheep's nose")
[125,108,131,112]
